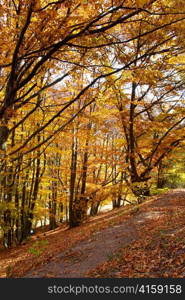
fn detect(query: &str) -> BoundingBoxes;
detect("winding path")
[24,189,185,278]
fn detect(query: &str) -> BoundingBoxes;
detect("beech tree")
[1,0,185,247]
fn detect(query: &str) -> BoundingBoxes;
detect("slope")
[0,189,185,278]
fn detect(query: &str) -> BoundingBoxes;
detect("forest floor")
[0,189,185,278]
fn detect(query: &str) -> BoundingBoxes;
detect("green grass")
[28,239,48,257]
[150,187,169,195]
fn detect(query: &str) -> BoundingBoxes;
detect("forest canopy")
[0,0,185,248]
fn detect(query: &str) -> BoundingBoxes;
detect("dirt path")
[24,189,185,278]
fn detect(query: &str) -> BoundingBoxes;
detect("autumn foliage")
[0,1,185,279]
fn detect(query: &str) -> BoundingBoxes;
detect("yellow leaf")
[135,0,150,6]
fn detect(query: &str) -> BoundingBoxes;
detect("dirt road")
[24,189,185,278]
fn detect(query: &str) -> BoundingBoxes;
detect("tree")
[101,6,185,200]
[1,0,185,246]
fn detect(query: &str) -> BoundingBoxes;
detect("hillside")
[0,189,185,278]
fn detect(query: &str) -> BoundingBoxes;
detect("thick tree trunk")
[69,123,91,227]
[90,201,100,216]
[131,179,150,204]
[74,132,90,223]
[3,160,15,247]
[69,134,78,227]
[157,161,166,188]
[19,134,43,242]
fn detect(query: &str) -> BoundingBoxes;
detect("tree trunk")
[157,161,166,188]
[69,133,78,227]
[49,180,58,230]
[90,201,100,216]
[131,179,150,204]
